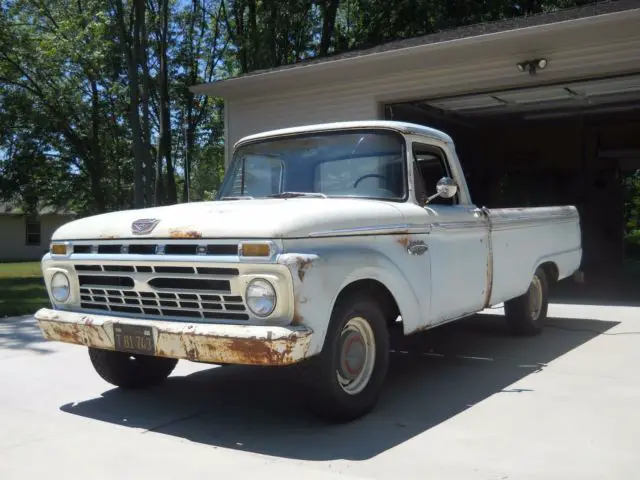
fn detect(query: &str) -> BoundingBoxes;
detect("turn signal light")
[239,243,272,257]
[50,243,68,255]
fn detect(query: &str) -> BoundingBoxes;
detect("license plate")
[114,324,155,355]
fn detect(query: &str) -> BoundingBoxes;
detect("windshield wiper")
[220,196,255,200]
[267,192,327,199]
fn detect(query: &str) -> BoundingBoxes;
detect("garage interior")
[385,73,640,301]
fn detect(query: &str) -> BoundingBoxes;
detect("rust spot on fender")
[292,293,306,326]
[396,233,410,248]
[295,256,313,282]
[100,235,119,239]
[169,229,202,239]
[292,309,305,326]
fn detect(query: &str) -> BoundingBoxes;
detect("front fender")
[277,247,426,357]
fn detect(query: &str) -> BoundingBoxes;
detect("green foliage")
[0,0,227,214]
[624,170,640,229]
[0,262,48,317]
[623,169,640,258]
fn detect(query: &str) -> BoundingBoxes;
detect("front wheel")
[504,267,549,336]
[298,294,389,423]
[88,347,178,389]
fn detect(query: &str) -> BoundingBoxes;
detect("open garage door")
[385,73,640,292]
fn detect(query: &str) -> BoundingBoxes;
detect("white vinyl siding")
[225,87,381,165]
[0,215,73,262]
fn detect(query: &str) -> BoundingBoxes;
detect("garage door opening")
[385,73,640,304]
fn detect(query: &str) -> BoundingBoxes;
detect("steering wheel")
[354,173,385,188]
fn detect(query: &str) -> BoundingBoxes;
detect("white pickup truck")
[35,120,582,422]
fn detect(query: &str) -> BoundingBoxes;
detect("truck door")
[412,143,490,324]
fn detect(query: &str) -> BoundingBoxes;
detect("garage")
[385,74,640,284]
[192,1,640,293]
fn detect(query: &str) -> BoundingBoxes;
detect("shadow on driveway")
[59,313,618,460]
[0,314,54,355]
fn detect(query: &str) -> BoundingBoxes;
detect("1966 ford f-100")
[35,120,582,422]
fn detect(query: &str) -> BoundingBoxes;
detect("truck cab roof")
[234,120,454,148]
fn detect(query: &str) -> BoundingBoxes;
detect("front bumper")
[35,308,313,366]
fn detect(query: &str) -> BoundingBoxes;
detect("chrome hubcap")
[529,275,543,321]
[336,317,376,395]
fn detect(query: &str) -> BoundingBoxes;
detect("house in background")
[0,204,75,262]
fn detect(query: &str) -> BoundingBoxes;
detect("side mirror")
[426,177,458,204]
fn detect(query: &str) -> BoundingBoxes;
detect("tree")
[0,0,121,213]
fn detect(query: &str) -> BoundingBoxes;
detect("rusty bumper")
[34,308,314,366]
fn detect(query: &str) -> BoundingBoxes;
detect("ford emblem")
[131,218,160,235]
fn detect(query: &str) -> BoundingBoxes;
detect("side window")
[26,216,41,246]
[413,144,457,206]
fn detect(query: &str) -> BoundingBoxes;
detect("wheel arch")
[332,278,401,328]
[536,260,559,284]
[326,263,425,339]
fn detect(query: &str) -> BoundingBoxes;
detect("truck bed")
[486,205,582,306]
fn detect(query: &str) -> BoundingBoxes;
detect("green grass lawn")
[0,262,50,317]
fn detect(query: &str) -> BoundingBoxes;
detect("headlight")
[245,278,276,317]
[51,272,71,303]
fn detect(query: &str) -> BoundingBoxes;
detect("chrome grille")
[74,264,248,321]
[72,242,238,256]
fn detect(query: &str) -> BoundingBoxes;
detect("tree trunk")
[319,0,339,57]
[156,0,176,204]
[182,0,199,203]
[269,0,278,66]
[89,77,107,212]
[140,0,154,206]
[114,0,145,208]
[234,0,248,73]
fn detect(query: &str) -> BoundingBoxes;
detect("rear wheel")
[299,294,389,423]
[504,267,549,336]
[88,347,178,389]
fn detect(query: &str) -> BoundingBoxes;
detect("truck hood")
[52,198,406,240]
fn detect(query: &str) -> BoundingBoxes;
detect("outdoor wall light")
[516,58,548,75]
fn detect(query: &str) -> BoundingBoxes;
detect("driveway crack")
[141,409,210,434]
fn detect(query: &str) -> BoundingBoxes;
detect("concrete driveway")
[1,303,639,479]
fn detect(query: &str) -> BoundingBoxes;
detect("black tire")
[88,347,178,389]
[504,267,549,336]
[298,293,390,423]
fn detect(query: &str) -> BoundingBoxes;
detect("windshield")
[217,129,407,201]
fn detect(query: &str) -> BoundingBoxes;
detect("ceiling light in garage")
[516,58,548,75]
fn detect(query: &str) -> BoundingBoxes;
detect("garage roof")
[192,0,640,98]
